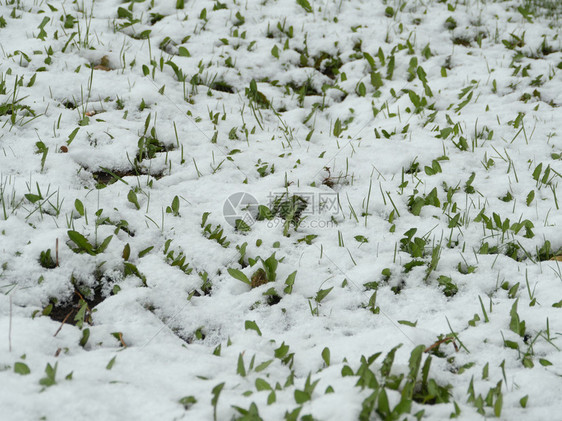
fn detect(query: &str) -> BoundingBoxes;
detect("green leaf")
[255,378,272,391]
[245,320,262,336]
[138,246,154,258]
[274,342,290,359]
[363,52,376,69]
[341,365,354,376]
[106,356,117,370]
[14,362,30,375]
[123,262,146,285]
[237,353,246,377]
[381,344,402,377]
[296,0,312,13]
[333,118,343,137]
[39,362,57,387]
[79,328,90,347]
[171,196,180,215]
[97,235,113,254]
[42,304,53,316]
[408,90,421,108]
[267,390,276,404]
[67,230,94,254]
[504,340,519,350]
[377,388,390,415]
[494,392,503,417]
[25,193,42,204]
[178,396,197,411]
[371,71,383,89]
[357,82,366,97]
[522,355,534,368]
[74,300,88,329]
[178,47,190,57]
[127,189,140,210]
[256,205,273,220]
[284,271,297,294]
[354,235,369,243]
[321,347,330,366]
[262,253,278,282]
[67,128,80,145]
[122,243,131,261]
[509,299,525,337]
[408,345,425,382]
[532,163,542,181]
[117,7,133,20]
[211,382,225,421]
[74,199,84,216]
[526,190,535,206]
[228,268,250,285]
[255,359,273,373]
[315,286,333,303]
[294,389,310,404]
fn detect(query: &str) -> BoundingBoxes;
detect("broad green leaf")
[255,378,271,391]
[262,253,278,282]
[74,199,84,216]
[178,47,190,57]
[228,268,250,285]
[284,271,297,294]
[14,362,30,375]
[67,230,94,254]
[245,320,262,336]
[315,286,333,303]
[294,389,310,404]
[178,395,197,409]
[127,189,140,210]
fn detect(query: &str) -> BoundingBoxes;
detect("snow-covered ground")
[1,0,562,419]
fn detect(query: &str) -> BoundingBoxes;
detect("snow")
[1,0,562,419]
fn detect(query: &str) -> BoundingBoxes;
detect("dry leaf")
[251,268,268,288]
[94,55,111,71]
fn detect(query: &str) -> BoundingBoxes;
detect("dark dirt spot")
[92,167,165,188]
[49,285,105,326]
